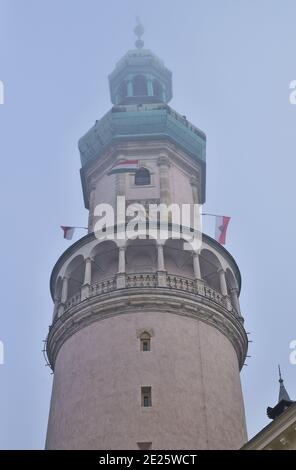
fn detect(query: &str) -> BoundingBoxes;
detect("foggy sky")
[0,0,295,448]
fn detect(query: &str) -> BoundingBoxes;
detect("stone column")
[193,252,205,295]
[157,242,167,287]
[58,276,69,316]
[116,245,126,289]
[81,257,92,300]
[61,276,69,303]
[87,183,96,233]
[218,268,228,296]
[127,78,133,97]
[193,253,201,279]
[218,268,231,311]
[52,297,60,321]
[84,257,92,284]
[157,155,171,206]
[115,155,126,216]
[147,77,153,96]
[157,243,165,271]
[118,246,126,273]
[230,287,241,316]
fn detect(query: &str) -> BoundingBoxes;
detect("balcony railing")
[64,292,81,310]
[89,277,116,296]
[59,272,235,318]
[166,274,195,293]
[204,285,225,308]
[126,273,157,288]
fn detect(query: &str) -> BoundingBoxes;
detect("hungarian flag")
[61,226,75,240]
[215,216,231,245]
[108,159,138,175]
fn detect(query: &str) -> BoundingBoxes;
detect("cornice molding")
[46,288,248,371]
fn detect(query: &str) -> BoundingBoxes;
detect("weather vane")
[134,17,144,49]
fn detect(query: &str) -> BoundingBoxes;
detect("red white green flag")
[108,159,139,175]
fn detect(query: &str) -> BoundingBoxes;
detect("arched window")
[140,332,151,351]
[135,167,150,186]
[133,75,148,96]
[153,79,163,100]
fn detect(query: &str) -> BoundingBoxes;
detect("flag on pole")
[60,226,75,240]
[215,216,231,245]
[108,159,139,175]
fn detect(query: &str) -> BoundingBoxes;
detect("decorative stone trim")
[136,328,155,338]
[46,287,248,372]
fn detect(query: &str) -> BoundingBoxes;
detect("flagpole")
[203,213,229,218]
[61,226,88,230]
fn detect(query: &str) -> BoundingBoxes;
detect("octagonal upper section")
[108,48,173,105]
[78,103,206,169]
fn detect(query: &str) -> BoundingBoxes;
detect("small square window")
[138,442,152,450]
[141,386,152,407]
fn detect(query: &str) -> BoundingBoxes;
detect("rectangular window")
[140,333,151,351]
[141,339,150,351]
[137,442,152,450]
[141,386,152,407]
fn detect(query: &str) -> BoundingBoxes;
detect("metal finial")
[134,17,144,49]
[278,364,283,383]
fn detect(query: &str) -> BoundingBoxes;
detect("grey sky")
[0,0,295,449]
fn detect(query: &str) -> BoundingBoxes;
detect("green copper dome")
[108,21,172,105]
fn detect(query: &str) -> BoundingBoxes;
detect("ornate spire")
[134,17,144,49]
[267,365,294,420]
[278,365,291,402]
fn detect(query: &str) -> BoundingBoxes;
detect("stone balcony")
[57,272,243,322]
[47,233,247,370]
[47,269,247,371]
[57,271,242,323]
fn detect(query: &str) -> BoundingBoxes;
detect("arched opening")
[53,276,63,318]
[126,238,157,273]
[135,167,151,186]
[90,240,119,283]
[164,239,194,278]
[225,268,240,314]
[200,249,222,293]
[54,276,63,301]
[133,75,148,96]
[225,268,237,294]
[153,79,163,100]
[65,255,85,300]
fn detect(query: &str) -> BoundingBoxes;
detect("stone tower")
[45,24,248,450]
